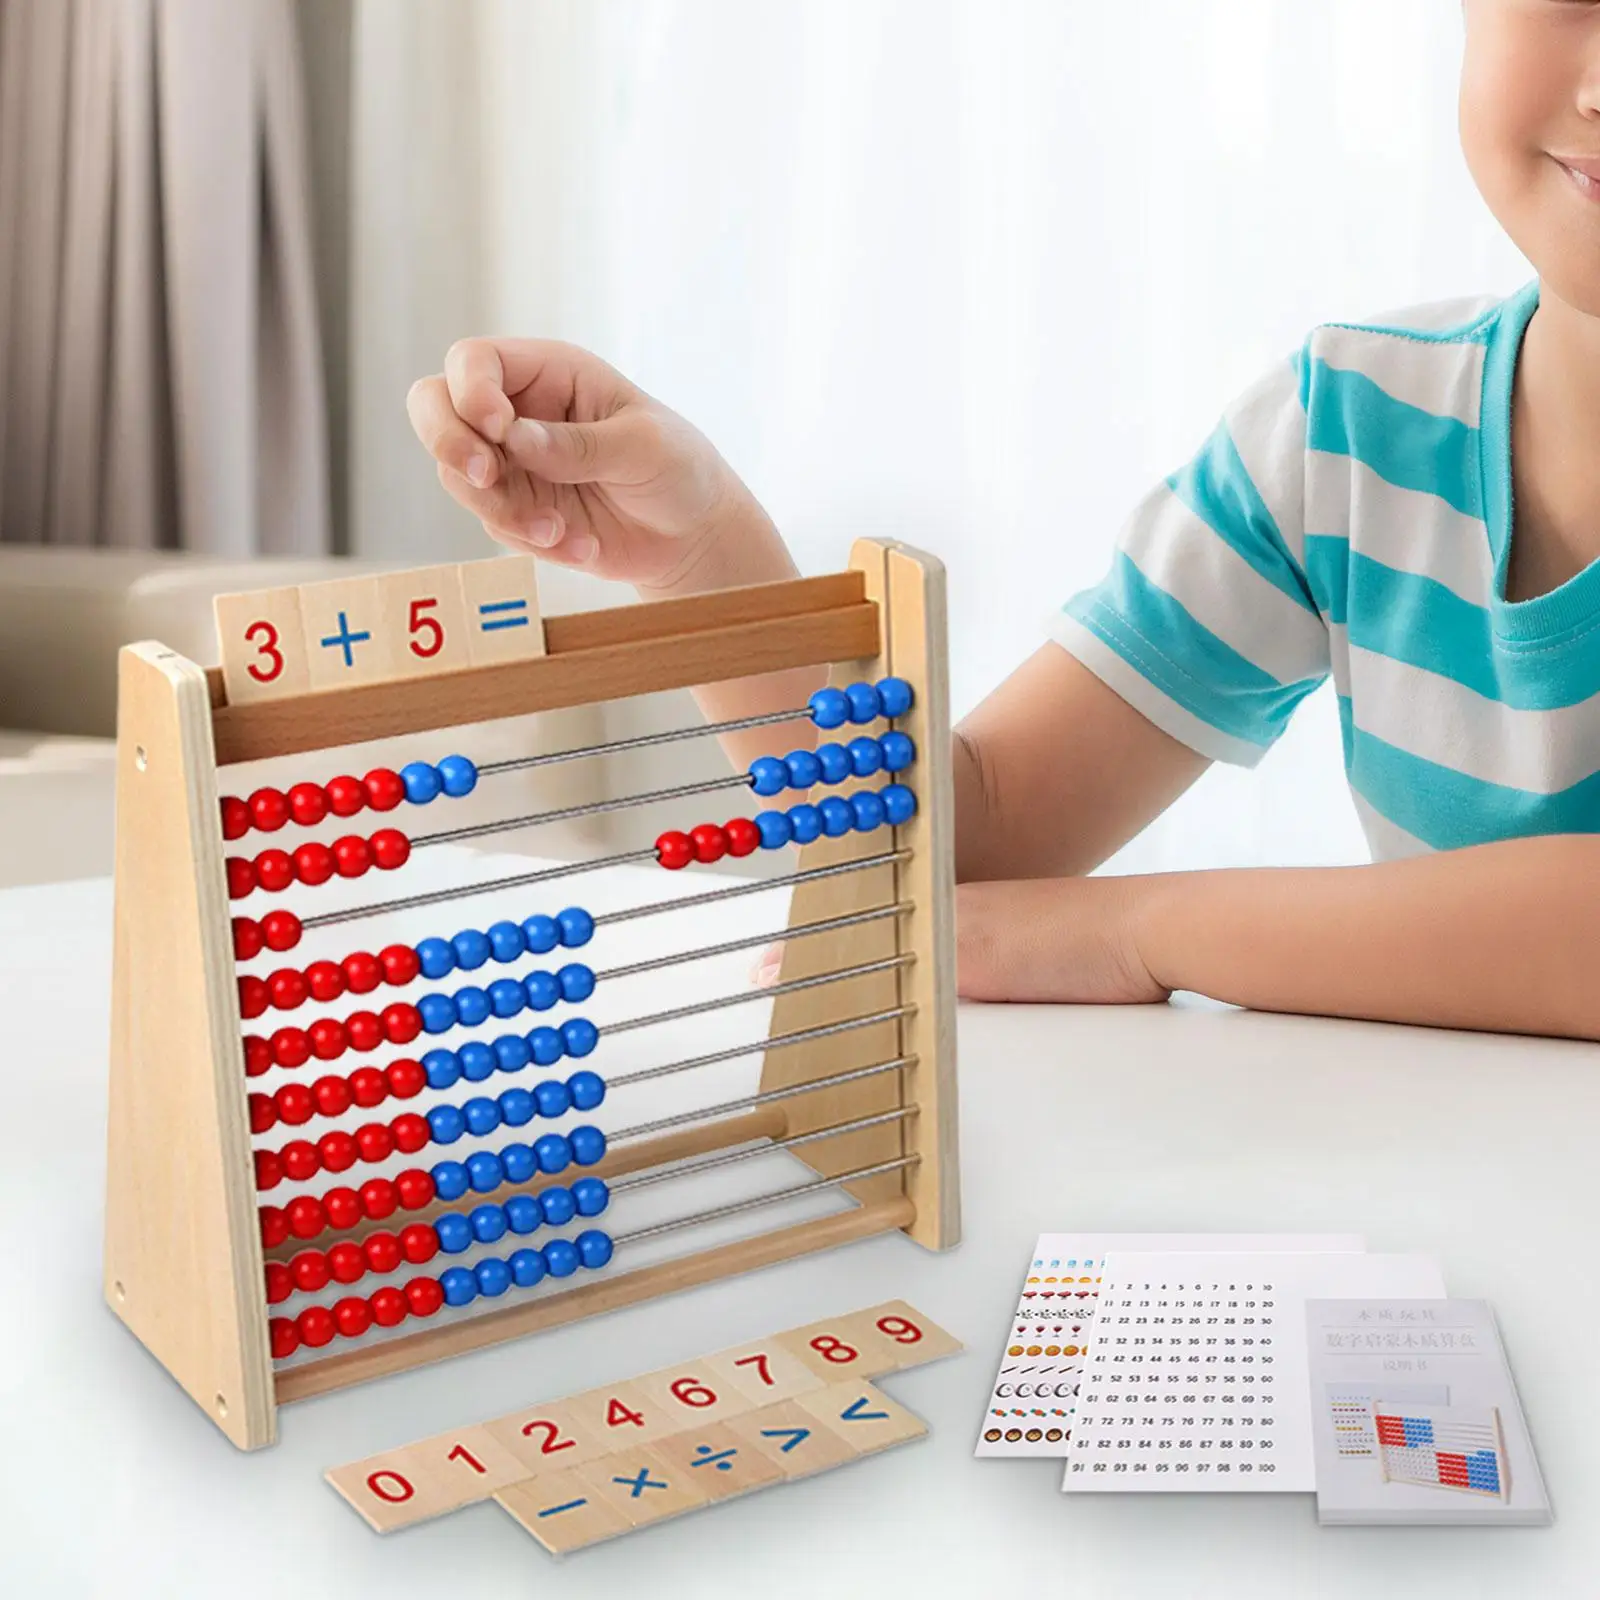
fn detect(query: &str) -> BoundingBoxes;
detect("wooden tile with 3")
[214,586,310,704]
[458,553,546,665]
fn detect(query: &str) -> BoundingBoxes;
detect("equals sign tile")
[478,598,530,632]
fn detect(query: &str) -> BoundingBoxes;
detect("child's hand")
[407,338,771,590]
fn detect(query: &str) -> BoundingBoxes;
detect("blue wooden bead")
[848,735,883,777]
[534,1079,572,1119]
[505,1194,541,1234]
[475,1257,512,1297]
[427,1104,467,1143]
[463,1096,500,1136]
[539,1186,576,1226]
[500,1143,537,1183]
[877,676,914,717]
[438,754,479,797]
[523,970,560,1011]
[417,993,458,1034]
[557,907,594,948]
[498,1087,535,1126]
[510,1247,547,1288]
[451,928,491,971]
[534,1133,572,1174]
[401,761,443,804]
[784,749,822,789]
[466,1150,504,1191]
[558,963,595,1003]
[423,1047,461,1090]
[430,1159,469,1201]
[787,803,822,844]
[434,1212,473,1253]
[454,985,491,1027]
[528,1026,564,1066]
[521,914,559,955]
[816,742,852,784]
[850,790,886,832]
[880,782,917,825]
[470,1203,507,1244]
[567,1069,605,1111]
[488,977,525,1018]
[572,1176,610,1216]
[749,755,788,797]
[459,1041,497,1081]
[569,1125,607,1166]
[487,920,524,962]
[439,1266,477,1306]
[755,810,792,849]
[818,796,854,837]
[845,681,881,723]
[493,1033,532,1073]
[416,937,455,979]
[808,686,850,729]
[560,1017,598,1058]
[879,730,915,772]
[577,1229,615,1270]
[543,1238,579,1278]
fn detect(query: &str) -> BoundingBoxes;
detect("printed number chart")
[1062,1252,1444,1493]
[975,1233,1363,1459]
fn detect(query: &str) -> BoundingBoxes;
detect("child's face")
[1460,0,1600,313]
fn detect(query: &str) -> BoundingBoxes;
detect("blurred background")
[0,0,1531,885]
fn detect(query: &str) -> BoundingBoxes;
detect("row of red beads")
[225,827,410,899]
[248,1059,424,1135]
[654,817,759,870]
[242,1001,422,1074]
[265,1224,440,1304]
[237,943,421,1015]
[259,1168,437,1249]
[269,1278,445,1356]
[221,770,408,842]
[254,1110,432,1191]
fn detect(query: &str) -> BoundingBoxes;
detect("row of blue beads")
[423,1072,606,1145]
[399,755,480,804]
[434,1176,610,1251]
[807,676,913,730]
[413,964,596,1032]
[747,731,915,798]
[428,1125,607,1200]
[414,908,595,981]
[438,1229,614,1304]
[751,781,916,849]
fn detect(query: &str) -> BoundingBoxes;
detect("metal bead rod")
[610,1154,921,1248]
[605,1007,915,1092]
[593,901,911,984]
[609,1052,916,1140]
[611,1104,917,1195]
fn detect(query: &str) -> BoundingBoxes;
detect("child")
[407,0,1600,1042]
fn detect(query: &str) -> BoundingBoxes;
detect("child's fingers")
[407,376,502,489]
[504,408,660,487]
[444,339,518,446]
[435,464,598,567]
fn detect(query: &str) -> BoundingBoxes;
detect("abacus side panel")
[104,643,276,1450]
[883,544,960,1251]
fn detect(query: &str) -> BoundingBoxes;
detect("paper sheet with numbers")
[1061,1252,1445,1492]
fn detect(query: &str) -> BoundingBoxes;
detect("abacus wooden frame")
[103,538,958,1451]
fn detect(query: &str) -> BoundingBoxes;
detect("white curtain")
[352,0,1531,870]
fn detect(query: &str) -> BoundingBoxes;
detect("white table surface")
[2,865,1596,1599]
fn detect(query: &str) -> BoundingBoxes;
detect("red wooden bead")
[268,1316,299,1358]
[342,950,382,993]
[296,1305,337,1348]
[390,1113,430,1154]
[381,1003,421,1045]
[327,1241,366,1283]
[399,1223,438,1264]
[312,1074,353,1118]
[363,768,405,812]
[254,1149,284,1191]
[333,834,372,878]
[287,781,328,827]
[291,1250,331,1294]
[369,1286,409,1327]
[286,1195,327,1239]
[267,968,308,1011]
[220,795,251,840]
[261,909,303,952]
[225,857,256,899]
[260,1206,291,1249]
[359,1178,398,1221]
[248,1092,276,1134]
[254,848,294,892]
[243,1035,273,1077]
[237,975,269,1019]
[363,1232,402,1275]
[292,841,334,887]
[305,960,345,1002]
[395,1169,435,1210]
[232,916,264,961]
[248,787,289,833]
[355,1123,394,1164]
[270,1026,311,1069]
[317,1130,358,1173]
[724,816,760,857]
[322,1187,362,1230]
[280,1140,320,1182]
[309,1017,347,1060]
[348,1066,388,1107]
[404,1276,445,1317]
[379,944,420,986]
[371,829,410,871]
[655,829,693,870]
[274,1083,315,1126]
[264,1261,294,1304]
[343,1011,381,1054]
[386,1058,425,1099]
[325,774,367,817]
[334,1296,373,1340]
[690,822,727,863]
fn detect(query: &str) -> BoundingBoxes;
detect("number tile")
[835,1300,965,1375]
[485,1398,608,1471]
[703,1340,827,1405]
[325,1448,460,1533]
[397,1425,532,1510]
[298,575,396,690]
[459,553,546,665]
[495,1469,633,1555]
[633,1364,749,1426]
[214,587,310,704]
[795,1381,929,1455]
[577,1445,708,1528]
[377,564,472,678]
[561,1381,674,1446]
[776,1320,889,1380]
[723,1401,860,1480]
[650,1421,784,1502]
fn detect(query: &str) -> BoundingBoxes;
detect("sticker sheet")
[974,1233,1363,1459]
[1061,1252,1444,1492]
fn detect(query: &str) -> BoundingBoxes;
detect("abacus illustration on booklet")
[102,540,957,1453]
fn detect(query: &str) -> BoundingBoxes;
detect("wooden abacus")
[104,538,958,1451]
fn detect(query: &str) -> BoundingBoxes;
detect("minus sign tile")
[495,1471,634,1555]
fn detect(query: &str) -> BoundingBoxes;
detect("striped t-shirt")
[1055,281,1600,861]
